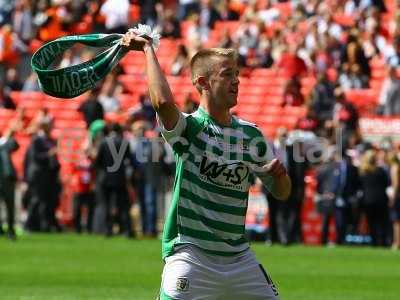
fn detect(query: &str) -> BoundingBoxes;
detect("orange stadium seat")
[332,14,356,27]
[9,91,45,105]
[260,126,277,139]
[54,119,86,130]
[105,112,129,124]
[214,21,240,35]
[53,128,86,140]
[273,1,293,18]
[0,108,16,119]
[51,110,83,120]
[119,93,140,109]
[345,89,379,114]
[180,20,194,39]
[43,99,80,110]
[264,95,283,105]
[237,94,264,105]
[370,79,383,91]
[282,106,307,117]
[370,57,386,72]
[249,68,278,78]
[46,94,87,104]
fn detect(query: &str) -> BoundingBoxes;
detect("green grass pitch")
[0,234,399,300]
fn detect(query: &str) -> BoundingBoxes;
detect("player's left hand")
[261,158,287,178]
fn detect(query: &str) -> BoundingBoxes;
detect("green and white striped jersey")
[159,107,275,259]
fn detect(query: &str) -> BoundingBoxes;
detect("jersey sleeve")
[157,111,189,156]
[249,130,276,189]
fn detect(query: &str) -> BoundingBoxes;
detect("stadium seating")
[3,0,397,234]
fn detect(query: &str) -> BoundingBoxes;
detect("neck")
[200,96,231,126]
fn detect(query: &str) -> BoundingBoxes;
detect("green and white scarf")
[31,24,160,99]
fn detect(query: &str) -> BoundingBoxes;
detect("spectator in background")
[235,17,260,66]
[217,0,240,21]
[98,78,122,113]
[26,119,62,232]
[171,44,190,76]
[276,44,308,78]
[296,108,319,132]
[247,35,274,68]
[12,0,34,43]
[304,21,319,54]
[130,120,163,237]
[315,150,337,245]
[347,64,369,89]
[0,24,27,70]
[0,83,16,110]
[275,133,308,245]
[35,0,70,42]
[263,127,288,244]
[78,86,104,128]
[310,73,335,122]
[129,93,156,125]
[187,13,210,44]
[72,153,95,234]
[362,27,386,60]
[58,48,82,69]
[316,149,362,245]
[0,124,19,240]
[94,123,133,238]
[341,29,371,79]
[359,149,391,246]
[139,0,161,27]
[387,37,400,66]
[177,0,200,21]
[25,107,54,136]
[199,0,221,30]
[86,119,106,160]
[378,66,400,116]
[0,0,14,26]
[5,68,23,91]
[388,152,400,250]
[217,28,234,48]
[256,0,280,26]
[22,72,40,92]
[100,0,129,33]
[282,76,304,107]
[338,63,353,91]
[333,88,359,150]
[335,154,362,244]
[159,8,181,39]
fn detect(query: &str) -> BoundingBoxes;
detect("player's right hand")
[121,31,152,52]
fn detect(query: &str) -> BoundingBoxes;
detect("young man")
[122,32,291,300]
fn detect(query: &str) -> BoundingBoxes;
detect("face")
[207,57,240,109]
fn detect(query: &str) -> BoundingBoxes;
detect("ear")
[196,76,210,91]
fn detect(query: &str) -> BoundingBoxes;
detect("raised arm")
[121,33,180,130]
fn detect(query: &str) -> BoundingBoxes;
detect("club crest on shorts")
[176,277,189,292]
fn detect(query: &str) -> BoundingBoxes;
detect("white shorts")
[159,245,279,300]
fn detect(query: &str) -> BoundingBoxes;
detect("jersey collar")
[196,106,239,129]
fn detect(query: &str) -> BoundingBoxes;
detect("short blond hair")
[190,48,237,89]
[359,149,377,175]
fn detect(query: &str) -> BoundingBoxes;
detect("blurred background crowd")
[0,0,399,250]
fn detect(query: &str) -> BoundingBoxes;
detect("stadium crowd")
[0,0,399,250]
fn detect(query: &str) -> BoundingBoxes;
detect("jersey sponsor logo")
[176,277,189,292]
[199,156,249,189]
